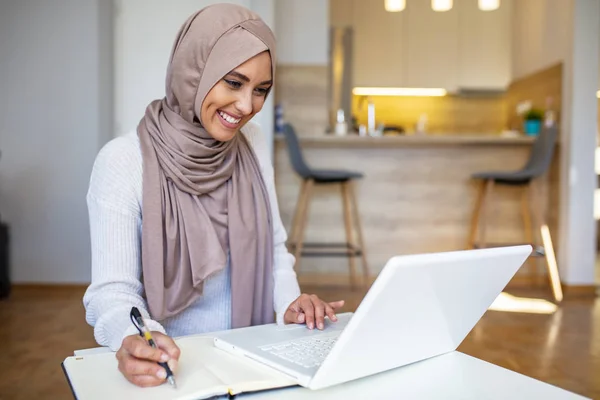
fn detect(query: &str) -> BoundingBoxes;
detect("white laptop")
[214,245,532,390]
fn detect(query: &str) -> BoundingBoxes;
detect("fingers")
[129,374,167,388]
[311,295,326,330]
[300,295,316,330]
[117,332,178,388]
[118,354,167,379]
[153,332,181,372]
[283,306,305,325]
[284,294,346,329]
[324,302,338,322]
[117,349,167,387]
[122,335,169,363]
[283,298,303,325]
[328,300,345,310]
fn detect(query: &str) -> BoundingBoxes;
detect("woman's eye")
[225,79,242,89]
[255,87,269,96]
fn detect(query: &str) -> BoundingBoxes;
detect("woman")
[83,4,343,388]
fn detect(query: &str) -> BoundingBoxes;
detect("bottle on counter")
[367,99,376,135]
[335,108,348,136]
[358,124,367,136]
[415,113,428,135]
[544,97,556,128]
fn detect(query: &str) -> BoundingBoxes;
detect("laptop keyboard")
[259,335,338,368]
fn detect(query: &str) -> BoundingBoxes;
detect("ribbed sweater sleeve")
[83,136,165,351]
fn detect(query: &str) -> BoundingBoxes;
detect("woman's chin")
[213,121,248,141]
[209,128,239,142]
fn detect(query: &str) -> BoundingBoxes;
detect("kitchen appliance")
[329,27,353,133]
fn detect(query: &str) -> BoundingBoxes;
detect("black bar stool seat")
[471,170,532,186]
[310,169,363,183]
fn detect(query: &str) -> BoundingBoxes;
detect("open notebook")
[62,336,296,400]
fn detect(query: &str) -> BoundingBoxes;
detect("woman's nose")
[234,91,253,116]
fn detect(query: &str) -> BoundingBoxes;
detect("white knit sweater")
[83,122,301,351]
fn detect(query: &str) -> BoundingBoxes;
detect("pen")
[130,307,177,388]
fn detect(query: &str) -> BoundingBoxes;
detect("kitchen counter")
[273,133,560,284]
[274,134,536,148]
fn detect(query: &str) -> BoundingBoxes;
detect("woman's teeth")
[219,111,241,124]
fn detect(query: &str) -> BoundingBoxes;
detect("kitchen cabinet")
[405,0,460,90]
[457,0,512,90]
[350,0,406,87]
[331,0,512,91]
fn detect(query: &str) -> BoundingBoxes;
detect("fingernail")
[332,315,338,321]
[168,359,177,373]
[298,314,305,323]
[157,369,167,379]
[161,353,170,362]
[318,322,324,330]
[308,322,313,329]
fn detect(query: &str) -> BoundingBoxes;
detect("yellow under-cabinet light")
[352,87,447,97]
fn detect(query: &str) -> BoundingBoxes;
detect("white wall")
[113,0,279,157]
[275,0,329,65]
[0,0,113,283]
[250,0,276,159]
[558,0,599,285]
[114,0,246,137]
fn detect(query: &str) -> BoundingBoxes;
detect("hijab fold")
[137,4,277,327]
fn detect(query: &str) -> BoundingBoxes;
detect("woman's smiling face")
[200,51,273,141]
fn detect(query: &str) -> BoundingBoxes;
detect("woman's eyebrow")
[227,71,272,86]
[227,71,250,82]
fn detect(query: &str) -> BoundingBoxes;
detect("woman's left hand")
[284,294,345,330]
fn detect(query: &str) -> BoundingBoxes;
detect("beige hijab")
[137,4,277,328]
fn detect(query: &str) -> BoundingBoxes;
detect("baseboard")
[11,283,88,291]
[562,284,598,299]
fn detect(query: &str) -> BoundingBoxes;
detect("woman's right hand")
[116,331,180,387]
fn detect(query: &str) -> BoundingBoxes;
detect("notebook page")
[64,337,229,400]
[201,345,297,395]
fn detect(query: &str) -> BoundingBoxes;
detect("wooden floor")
[0,284,598,399]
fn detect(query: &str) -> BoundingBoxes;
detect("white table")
[243,351,588,400]
[72,342,588,399]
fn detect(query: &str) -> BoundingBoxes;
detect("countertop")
[274,134,536,148]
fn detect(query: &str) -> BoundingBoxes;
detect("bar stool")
[466,126,563,302]
[282,123,369,289]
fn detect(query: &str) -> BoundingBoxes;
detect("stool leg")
[521,183,535,275]
[531,179,563,302]
[288,179,309,248]
[293,179,314,272]
[348,180,369,288]
[479,179,494,249]
[341,181,358,290]
[540,225,563,302]
[521,184,534,244]
[467,179,487,249]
